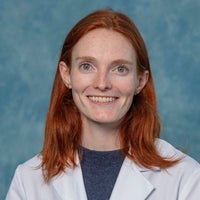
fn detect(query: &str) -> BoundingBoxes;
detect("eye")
[114,65,128,75]
[80,63,93,71]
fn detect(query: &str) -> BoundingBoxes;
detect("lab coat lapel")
[52,162,87,200]
[51,156,155,200]
[110,157,155,200]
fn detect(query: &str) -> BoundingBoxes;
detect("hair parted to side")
[41,9,180,182]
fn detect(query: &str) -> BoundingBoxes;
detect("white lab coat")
[6,139,200,200]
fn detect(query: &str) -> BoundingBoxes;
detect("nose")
[94,70,112,91]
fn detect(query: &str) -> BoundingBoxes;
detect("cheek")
[70,74,92,104]
[70,72,89,91]
[117,78,137,97]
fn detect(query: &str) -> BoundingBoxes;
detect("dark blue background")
[1,0,199,199]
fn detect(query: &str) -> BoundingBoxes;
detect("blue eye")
[117,66,126,72]
[80,63,92,71]
[115,65,128,74]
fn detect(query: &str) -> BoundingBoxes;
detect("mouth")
[88,96,117,103]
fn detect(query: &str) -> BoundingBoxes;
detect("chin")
[92,117,121,125]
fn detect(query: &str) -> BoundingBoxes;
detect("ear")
[135,70,149,95]
[59,61,72,89]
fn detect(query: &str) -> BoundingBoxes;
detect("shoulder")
[22,154,42,166]
[129,139,200,199]
[155,138,184,159]
[15,154,43,181]
[18,154,42,169]
[153,139,200,198]
[155,138,200,173]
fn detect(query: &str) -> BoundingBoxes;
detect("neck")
[81,120,121,151]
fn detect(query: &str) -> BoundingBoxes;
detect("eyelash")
[113,65,129,74]
[79,63,129,75]
[79,63,93,71]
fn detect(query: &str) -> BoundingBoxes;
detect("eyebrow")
[76,56,96,62]
[111,59,133,66]
[75,56,133,65]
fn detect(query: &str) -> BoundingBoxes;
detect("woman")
[6,9,200,200]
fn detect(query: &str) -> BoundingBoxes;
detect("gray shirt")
[80,147,125,200]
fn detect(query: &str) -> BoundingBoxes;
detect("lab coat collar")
[52,157,156,200]
[52,162,88,200]
[134,162,161,172]
[110,157,155,200]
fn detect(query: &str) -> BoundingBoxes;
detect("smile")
[88,96,117,103]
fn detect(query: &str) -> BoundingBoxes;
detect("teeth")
[89,96,116,103]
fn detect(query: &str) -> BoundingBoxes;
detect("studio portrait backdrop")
[0,0,200,199]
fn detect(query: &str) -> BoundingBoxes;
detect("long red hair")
[41,9,179,181]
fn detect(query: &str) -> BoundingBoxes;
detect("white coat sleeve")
[5,166,26,200]
[179,168,200,199]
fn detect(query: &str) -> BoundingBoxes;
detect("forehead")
[72,28,136,62]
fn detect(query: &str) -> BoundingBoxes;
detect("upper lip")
[87,95,118,98]
[88,96,118,102]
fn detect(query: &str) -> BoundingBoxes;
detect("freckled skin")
[59,28,148,149]
[69,29,139,126]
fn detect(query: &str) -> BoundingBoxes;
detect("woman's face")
[60,28,148,128]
